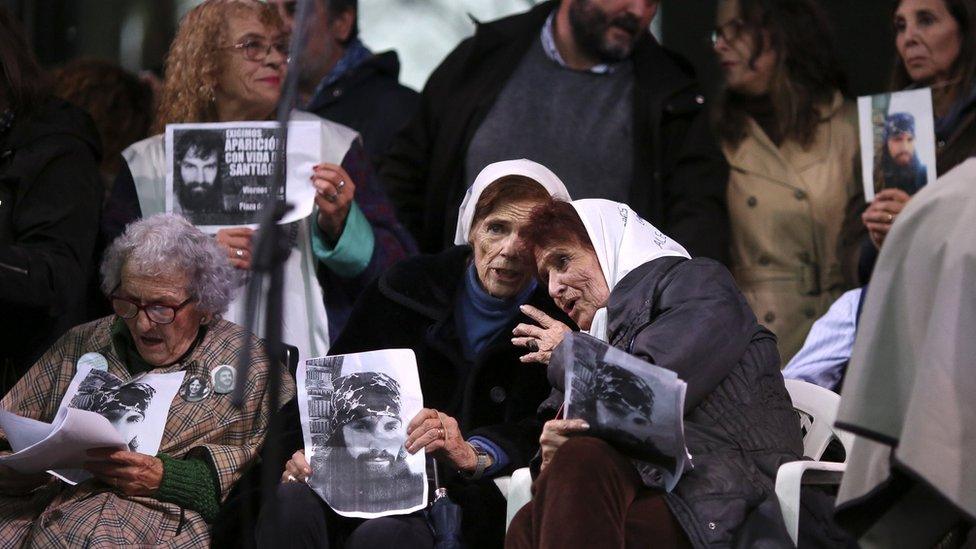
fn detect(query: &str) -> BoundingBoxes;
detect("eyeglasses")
[110,292,196,325]
[711,19,746,46]
[222,38,289,63]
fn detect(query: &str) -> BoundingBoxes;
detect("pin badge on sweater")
[211,365,236,394]
[77,352,108,372]
[181,374,212,402]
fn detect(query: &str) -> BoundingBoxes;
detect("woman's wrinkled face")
[712,0,776,96]
[215,12,288,119]
[895,0,962,85]
[534,239,610,330]
[469,198,544,299]
[118,263,205,367]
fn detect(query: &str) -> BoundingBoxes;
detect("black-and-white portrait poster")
[297,350,427,518]
[858,88,938,201]
[58,365,185,456]
[558,333,691,492]
[164,120,321,231]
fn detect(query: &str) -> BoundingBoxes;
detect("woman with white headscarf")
[507,199,840,548]
[261,160,575,549]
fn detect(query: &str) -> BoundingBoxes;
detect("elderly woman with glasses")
[105,0,416,364]
[0,214,294,547]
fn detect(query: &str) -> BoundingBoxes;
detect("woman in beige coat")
[712,0,862,363]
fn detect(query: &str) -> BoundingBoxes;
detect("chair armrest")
[505,467,533,531]
[775,460,846,545]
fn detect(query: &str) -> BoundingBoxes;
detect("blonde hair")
[154,0,283,132]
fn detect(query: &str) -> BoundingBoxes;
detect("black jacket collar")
[378,245,472,321]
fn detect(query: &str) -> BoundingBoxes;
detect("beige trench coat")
[0,317,295,548]
[723,94,861,363]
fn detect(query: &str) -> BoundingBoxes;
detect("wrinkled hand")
[215,227,255,270]
[405,408,479,473]
[281,449,311,483]
[512,305,572,364]
[312,163,356,243]
[0,459,50,495]
[539,419,589,472]
[84,448,163,497]
[862,188,911,249]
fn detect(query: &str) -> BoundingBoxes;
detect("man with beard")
[577,362,675,473]
[379,0,729,263]
[314,371,424,514]
[174,131,223,215]
[876,112,929,194]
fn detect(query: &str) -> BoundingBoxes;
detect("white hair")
[100,214,239,315]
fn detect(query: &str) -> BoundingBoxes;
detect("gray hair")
[100,213,238,315]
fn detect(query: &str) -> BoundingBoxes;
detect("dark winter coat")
[0,99,102,394]
[307,51,420,170]
[378,1,730,261]
[542,257,845,547]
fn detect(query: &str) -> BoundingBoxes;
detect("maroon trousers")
[506,437,691,549]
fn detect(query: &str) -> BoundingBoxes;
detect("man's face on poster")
[178,145,219,208]
[106,408,145,451]
[887,132,916,167]
[596,399,654,443]
[341,414,406,475]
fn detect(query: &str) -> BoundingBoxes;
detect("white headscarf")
[571,199,691,341]
[454,159,572,245]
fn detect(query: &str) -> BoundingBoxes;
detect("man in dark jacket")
[271,0,419,168]
[378,0,730,260]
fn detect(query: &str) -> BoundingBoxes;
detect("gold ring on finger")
[337,180,345,190]
[235,248,244,258]
[887,213,893,223]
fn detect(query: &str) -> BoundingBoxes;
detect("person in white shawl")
[833,158,976,547]
[508,199,832,548]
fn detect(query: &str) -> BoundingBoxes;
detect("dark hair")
[174,130,223,162]
[890,0,976,93]
[0,6,48,114]
[52,59,153,175]
[471,175,553,229]
[519,199,595,276]
[713,0,847,149]
[323,0,358,44]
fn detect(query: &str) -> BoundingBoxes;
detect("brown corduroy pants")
[505,437,692,549]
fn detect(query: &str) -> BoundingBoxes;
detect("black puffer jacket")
[0,99,102,394]
[543,256,838,547]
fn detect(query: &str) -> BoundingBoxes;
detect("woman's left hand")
[404,408,479,473]
[512,305,572,365]
[84,448,163,496]
[312,162,356,243]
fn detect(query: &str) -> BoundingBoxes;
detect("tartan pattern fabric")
[0,316,295,547]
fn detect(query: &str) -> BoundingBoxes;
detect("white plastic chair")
[775,379,855,546]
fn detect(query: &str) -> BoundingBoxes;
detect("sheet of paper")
[559,332,693,492]
[857,88,937,202]
[164,119,323,232]
[0,407,126,474]
[297,349,428,519]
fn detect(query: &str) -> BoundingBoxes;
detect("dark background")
[4,0,897,98]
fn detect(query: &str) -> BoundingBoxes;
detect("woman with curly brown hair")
[111,0,416,364]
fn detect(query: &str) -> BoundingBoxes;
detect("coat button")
[490,386,506,403]
[331,88,343,98]
[794,190,807,200]
[764,311,776,323]
[758,255,771,266]
[746,196,757,207]
[938,139,946,148]
[708,521,717,530]
[695,94,705,105]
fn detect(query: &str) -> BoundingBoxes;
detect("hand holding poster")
[858,88,938,201]
[164,119,323,231]
[297,350,428,518]
[557,333,692,492]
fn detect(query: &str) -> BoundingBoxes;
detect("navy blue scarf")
[454,263,537,361]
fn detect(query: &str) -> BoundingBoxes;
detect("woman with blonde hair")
[108,0,416,362]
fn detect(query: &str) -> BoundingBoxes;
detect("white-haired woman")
[0,213,294,547]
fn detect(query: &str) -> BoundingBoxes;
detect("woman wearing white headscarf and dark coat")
[507,199,849,548]
[261,160,575,549]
